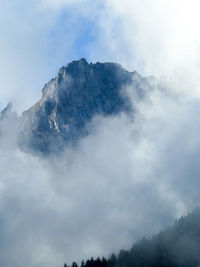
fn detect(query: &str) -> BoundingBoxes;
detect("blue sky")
[0,0,102,112]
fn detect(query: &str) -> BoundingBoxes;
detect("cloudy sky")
[1,0,200,112]
[1,1,200,267]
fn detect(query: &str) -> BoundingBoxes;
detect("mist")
[1,78,200,267]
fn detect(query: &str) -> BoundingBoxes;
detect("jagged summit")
[41,59,128,97]
[0,102,17,121]
[1,59,153,154]
[0,102,13,119]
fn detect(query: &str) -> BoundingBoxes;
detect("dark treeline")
[64,208,200,267]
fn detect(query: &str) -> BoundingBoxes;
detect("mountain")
[64,208,200,267]
[1,59,153,154]
[0,102,18,142]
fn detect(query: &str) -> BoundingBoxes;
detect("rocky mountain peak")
[0,59,153,154]
[0,102,17,121]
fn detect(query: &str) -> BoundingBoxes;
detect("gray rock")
[1,59,154,154]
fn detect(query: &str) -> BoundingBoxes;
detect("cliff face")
[2,59,153,153]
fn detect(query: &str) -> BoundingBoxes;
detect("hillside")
[64,209,200,267]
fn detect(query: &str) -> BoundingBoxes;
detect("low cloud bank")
[1,81,200,267]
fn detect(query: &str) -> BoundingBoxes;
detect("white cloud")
[1,82,200,266]
[89,0,200,77]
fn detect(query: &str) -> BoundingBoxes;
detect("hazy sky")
[1,1,200,267]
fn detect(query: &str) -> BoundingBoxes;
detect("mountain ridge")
[1,59,153,154]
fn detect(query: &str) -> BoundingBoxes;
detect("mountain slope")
[17,59,152,153]
[64,208,200,267]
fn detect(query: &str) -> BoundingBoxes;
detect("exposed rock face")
[0,103,18,146]
[1,59,153,154]
[0,102,17,121]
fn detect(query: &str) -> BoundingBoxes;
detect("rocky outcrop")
[1,59,154,154]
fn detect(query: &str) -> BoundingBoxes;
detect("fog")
[1,80,200,266]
